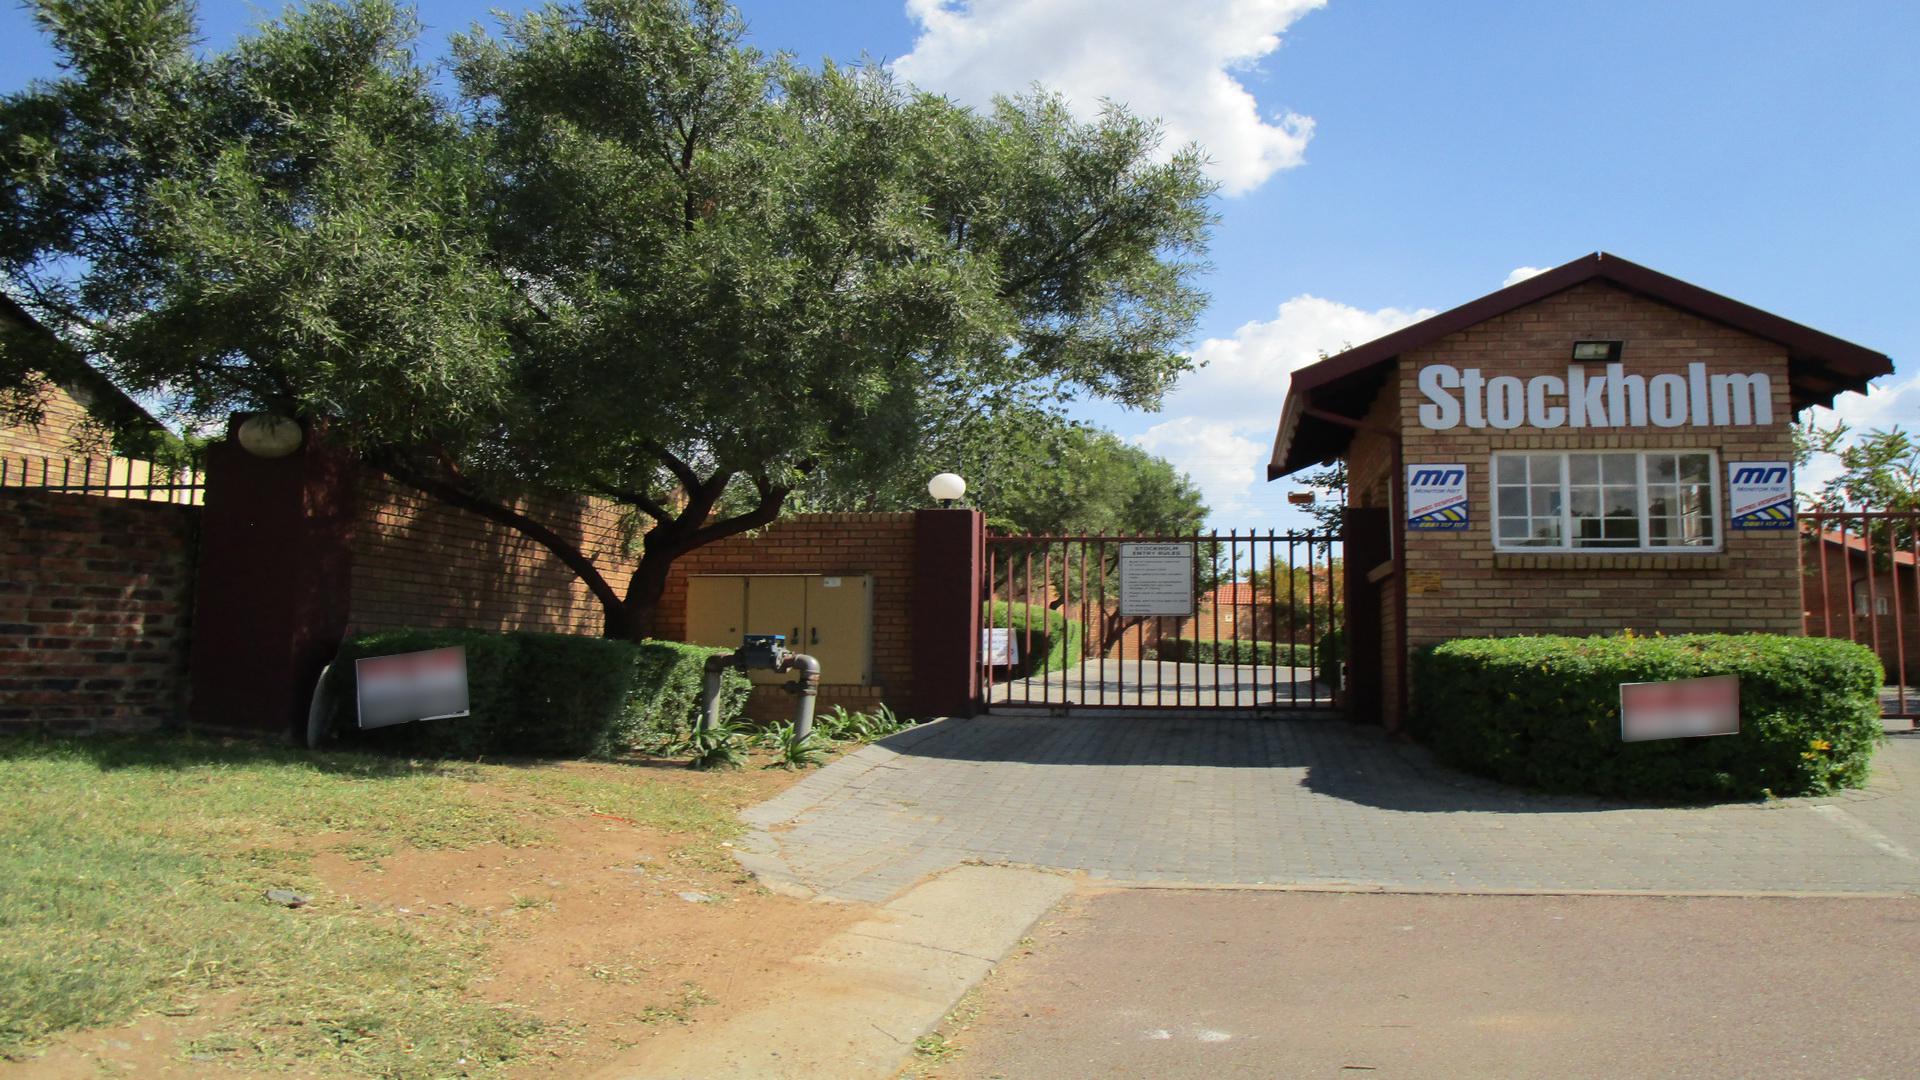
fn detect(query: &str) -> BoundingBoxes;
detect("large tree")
[1,0,1215,639]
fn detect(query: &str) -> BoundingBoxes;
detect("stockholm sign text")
[1417,362,1773,430]
[1118,543,1195,617]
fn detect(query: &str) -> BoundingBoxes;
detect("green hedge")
[1410,633,1883,801]
[982,601,1083,676]
[324,630,750,760]
[1316,628,1344,691]
[1151,638,1319,666]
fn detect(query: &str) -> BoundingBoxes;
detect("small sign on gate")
[1118,542,1195,617]
[981,628,1021,668]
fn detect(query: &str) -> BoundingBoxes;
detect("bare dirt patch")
[0,747,863,1079]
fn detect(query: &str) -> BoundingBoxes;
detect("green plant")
[1410,633,1884,801]
[1316,628,1345,691]
[813,703,915,744]
[982,601,1085,676]
[687,720,749,772]
[764,722,829,770]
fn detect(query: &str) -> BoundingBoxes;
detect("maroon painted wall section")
[187,423,355,738]
[911,508,984,718]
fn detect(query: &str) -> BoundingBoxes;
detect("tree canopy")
[0,0,1216,638]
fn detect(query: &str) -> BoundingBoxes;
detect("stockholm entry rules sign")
[1118,542,1195,617]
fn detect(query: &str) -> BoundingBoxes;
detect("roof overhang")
[1267,252,1895,480]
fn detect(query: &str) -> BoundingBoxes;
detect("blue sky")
[5,1,1915,529]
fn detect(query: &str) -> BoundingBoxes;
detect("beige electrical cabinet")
[684,574,873,686]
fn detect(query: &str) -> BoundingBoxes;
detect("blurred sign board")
[1119,542,1195,617]
[981,628,1021,668]
[1619,675,1739,742]
[355,647,470,730]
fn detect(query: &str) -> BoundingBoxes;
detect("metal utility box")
[685,574,873,685]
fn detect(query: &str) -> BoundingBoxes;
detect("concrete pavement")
[739,716,1920,902]
[934,889,1920,1080]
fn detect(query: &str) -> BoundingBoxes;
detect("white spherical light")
[927,472,967,503]
[237,414,304,459]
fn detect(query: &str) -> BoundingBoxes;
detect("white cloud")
[1127,295,1434,517]
[893,0,1326,196]
[1797,373,1920,495]
[1502,265,1549,287]
[1133,417,1265,516]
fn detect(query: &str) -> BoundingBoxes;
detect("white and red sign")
[1619,675,1740,742]
[355,647,470,730]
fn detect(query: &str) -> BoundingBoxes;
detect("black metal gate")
[981,531,1344,713]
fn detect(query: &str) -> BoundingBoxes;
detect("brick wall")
[657,513,917,719]
[0,491,197,733]
[1361,280,1804,723]
[348,472,638,636]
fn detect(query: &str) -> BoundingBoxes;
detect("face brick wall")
[348,472,638,636]
[0,491,197,733]
[656,513,917,720]
[1350,281,1805,724]
[1,378,104,459]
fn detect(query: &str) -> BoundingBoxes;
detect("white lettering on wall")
[1415,362,1773,430]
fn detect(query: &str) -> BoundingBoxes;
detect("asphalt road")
[936,889,1920,1080]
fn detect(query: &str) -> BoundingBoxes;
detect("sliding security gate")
[982,531,1343,712]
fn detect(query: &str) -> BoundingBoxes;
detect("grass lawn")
[0,732,846,1078]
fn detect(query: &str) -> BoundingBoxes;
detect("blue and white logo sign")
[1406,464,1469,531]
[1727,461,1794,530]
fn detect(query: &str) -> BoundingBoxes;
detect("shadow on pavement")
[882,712,1690,815]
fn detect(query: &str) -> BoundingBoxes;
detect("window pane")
[1605,487,1638,517]
[1568,455,1599,484]
[1497,488,1526,516]
[1570,488,1598,518]
[1530,489,1561,516]
[1496,455,1526,484]
[1648,455,1677,483]
[1602,454,1636,483]
[1527,454,1562,484]
[1679,454,1711,483]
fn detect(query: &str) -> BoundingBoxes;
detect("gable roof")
[1268,252,1894,479]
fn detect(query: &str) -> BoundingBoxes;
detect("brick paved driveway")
[737,716,1920,902]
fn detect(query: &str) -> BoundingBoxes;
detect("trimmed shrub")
[1410,633,1883,801]
[1316,628,1345,691]
[324,629,749,760]
[627,640,752,744]
[982,601,1083,676]
[1151,638,1317,666]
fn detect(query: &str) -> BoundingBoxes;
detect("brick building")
[1267,253,1893,727]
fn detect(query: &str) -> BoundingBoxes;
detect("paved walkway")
[737,716,1920,902]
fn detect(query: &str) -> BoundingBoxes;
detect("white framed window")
[1492,450,1720,552]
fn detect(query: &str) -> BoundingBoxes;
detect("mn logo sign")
[1406,465,1469,531]
[1727,461,1794,530]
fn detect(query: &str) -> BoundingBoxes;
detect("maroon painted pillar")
[910,508,984,719]
[188,418,356,739]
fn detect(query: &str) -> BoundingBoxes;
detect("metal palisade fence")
[1803,510,1919,720]
[982,530,1343,712]
[1,454,206,505]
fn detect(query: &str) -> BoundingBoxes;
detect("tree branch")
[378,459,626,620]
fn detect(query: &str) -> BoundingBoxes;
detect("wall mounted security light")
[927,472,967,507]
[1571,340,1624,363]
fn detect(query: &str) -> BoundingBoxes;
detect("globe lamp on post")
[927,472,967,508]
